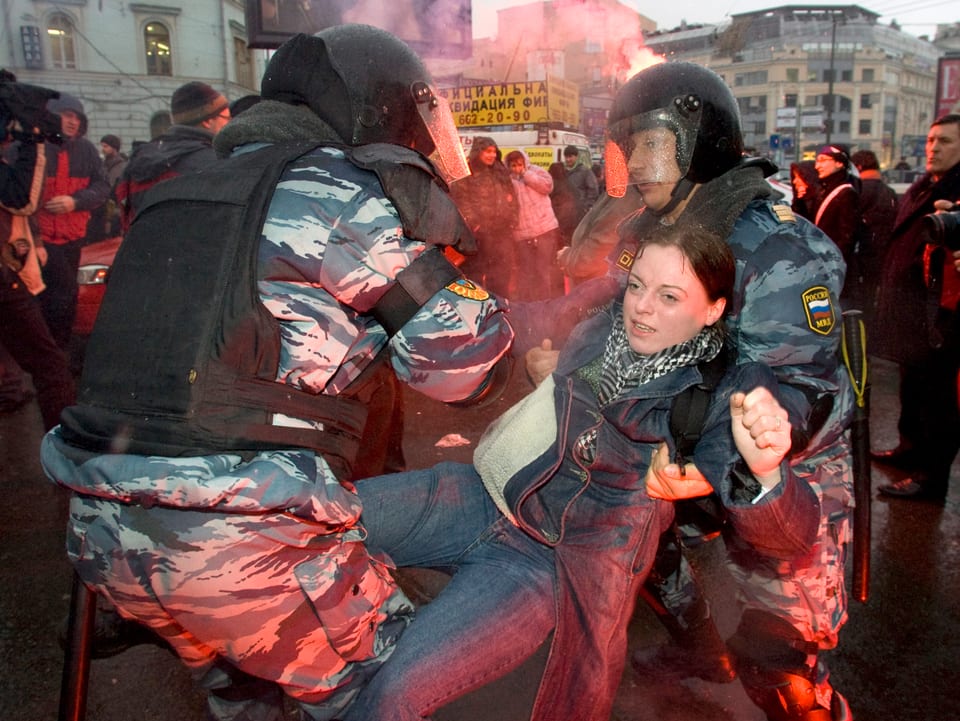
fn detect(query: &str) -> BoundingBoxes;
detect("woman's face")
[626,128,683,213]
[792,172,809,198]
[478,145,498,166]
[622,243,725,355]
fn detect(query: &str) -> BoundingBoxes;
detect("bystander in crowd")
[449,136,518,297]
[35,92,109,351]
[115,81,230,232]
[872,113,960,502]
[506,150,562,299]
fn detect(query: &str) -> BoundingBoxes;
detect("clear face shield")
[603,100,701,199]
[412,81,470,185]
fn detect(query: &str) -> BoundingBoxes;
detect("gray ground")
[1,357,958,720]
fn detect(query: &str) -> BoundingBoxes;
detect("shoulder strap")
[814,182,854,225]
[669,351,728,466]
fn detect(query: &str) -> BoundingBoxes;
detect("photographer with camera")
[873,113,960,502]
[1,70,75,430]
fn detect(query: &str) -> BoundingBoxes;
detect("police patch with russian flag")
[802,286,836,335]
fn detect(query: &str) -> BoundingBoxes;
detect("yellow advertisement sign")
[546,76,579,129]
[440,81,550,128]
[440,78,579,129]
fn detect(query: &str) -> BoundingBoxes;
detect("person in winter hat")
[115,81,230,232]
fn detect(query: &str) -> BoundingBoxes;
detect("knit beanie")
[171,81,228,125]
[47,92,85,117]
[817,144,850,166]
[100,134,121,151]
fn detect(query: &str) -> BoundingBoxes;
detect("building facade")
[429,2,950,169]
[645,5,944,168]
[0,0,269,152]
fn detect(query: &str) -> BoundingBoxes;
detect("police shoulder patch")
[801,285,836,335]
[446,278,490,301]
[772,204,796,223]
[615,248,635,273]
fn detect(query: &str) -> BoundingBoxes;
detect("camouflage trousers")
[65,495,414,721]
[655,441,853,710]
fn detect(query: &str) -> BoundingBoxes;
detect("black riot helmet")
[260,25,468,182]
[605,62,744,209]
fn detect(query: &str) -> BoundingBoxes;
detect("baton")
[841,310,870,604]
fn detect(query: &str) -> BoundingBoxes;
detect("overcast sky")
[471,0,955,40]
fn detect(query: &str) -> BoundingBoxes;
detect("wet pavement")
[1,356,958,720]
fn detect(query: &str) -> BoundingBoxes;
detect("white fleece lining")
[474,376,558,523]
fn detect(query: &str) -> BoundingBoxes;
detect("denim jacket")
[500,305,821,721]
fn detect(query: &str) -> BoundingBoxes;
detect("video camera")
[0,72,62,145]
[923,208,960,252]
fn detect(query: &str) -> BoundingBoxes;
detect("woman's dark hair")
[631,224,735,311]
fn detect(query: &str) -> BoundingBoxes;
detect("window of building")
[839,120,850,134]
[145,22,172,76]
[860,93,873,109]
[786,68,799,82]
[839,96,852,113]
[784,93,798,108]
[47,12,76,70]
[734,70,768,86]
[841,69,853,82]
[862,68,875,82]
[859,119,872,134]
[585,40,602,53]
[233,36,254,89]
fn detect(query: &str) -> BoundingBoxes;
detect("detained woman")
[342,223,820,721]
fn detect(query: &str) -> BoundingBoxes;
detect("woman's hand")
[525,339,559,387]
[730,386,792,489]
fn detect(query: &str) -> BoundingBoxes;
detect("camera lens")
[923,210,960,251]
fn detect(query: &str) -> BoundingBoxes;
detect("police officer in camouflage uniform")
[40,26,513,721]
[528,62,855,720]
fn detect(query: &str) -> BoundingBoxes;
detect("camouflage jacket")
[515,163,854,470]
[41,144,514,713]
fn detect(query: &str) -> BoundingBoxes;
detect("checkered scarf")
[596,311,725,406]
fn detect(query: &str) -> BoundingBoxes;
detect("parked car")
[73,235,122,336]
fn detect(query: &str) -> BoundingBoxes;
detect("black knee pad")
[728,610,831,721]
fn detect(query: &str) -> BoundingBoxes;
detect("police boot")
[728,610,853,721]
[57,600,166,659]
[631,596,737,684]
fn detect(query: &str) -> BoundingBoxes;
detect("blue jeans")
[345,462,557,721]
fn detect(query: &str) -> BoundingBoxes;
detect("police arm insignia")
[801,286,836,335]
[446,278,490,301]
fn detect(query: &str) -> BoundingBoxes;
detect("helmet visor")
[604,105,700,198]
[413,81,470,184]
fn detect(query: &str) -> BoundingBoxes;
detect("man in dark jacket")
[813,144,862,307]
[850,149,898,340]
[872,114,960,502]
[115,81,230,232]
[563,144,599,226]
